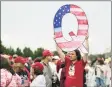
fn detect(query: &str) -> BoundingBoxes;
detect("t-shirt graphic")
[17,70,29,87]
[68,63,75,76]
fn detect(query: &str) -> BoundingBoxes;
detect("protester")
[24,57,31,72]
[13,56,30,87]
[95,57,107,87]
[56,58,66,87]
[30,62,46,87]
[0,55,22,87]
[103,57,111,87]
[55,36,89,87]
[41,50,53,87]
[49,56,59,74]
[49,56,60,87]
[30,57,42,81]
[1,33,111,87]
[85,60,96,87]
[105,64,111,87]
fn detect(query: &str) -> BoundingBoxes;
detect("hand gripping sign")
[53,4,89,53]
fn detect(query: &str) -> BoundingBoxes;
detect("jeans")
[95,77,105,87]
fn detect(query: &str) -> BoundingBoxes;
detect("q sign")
[53,4,89,53]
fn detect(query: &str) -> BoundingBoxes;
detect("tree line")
[0,41,58,60]
[0,41,105,60]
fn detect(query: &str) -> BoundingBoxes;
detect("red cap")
[14,56,26,64]
[9,56,13,60]
[32,62,44,71]
[42,50,53,57]
[24,58,29,63]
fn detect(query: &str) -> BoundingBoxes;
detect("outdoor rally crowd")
[0,37,111,87]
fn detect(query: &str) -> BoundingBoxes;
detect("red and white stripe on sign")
[54,4,89,53]
[54,32,63,38]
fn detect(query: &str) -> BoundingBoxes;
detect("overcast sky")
[1,1,111,54]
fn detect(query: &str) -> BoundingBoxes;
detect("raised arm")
[82,35,89,62]
[55,44,65,62]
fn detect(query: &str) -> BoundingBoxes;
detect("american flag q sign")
[53,4,89,53]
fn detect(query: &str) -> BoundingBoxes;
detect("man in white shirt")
[49,56,60,87]
[49,56,59,74]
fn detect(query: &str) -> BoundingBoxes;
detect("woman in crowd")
[0,55,21,87]
[85,59,96,87]
[95,57,107,87]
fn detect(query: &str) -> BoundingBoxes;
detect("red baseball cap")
[14,56,26,64]
[32,62,44,71]
[42,50,53,57]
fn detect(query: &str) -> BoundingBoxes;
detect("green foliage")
[0,41,7,54]
[16,47,23,56]
[8,47,15,55]
[23,47,34,58]
[89,54,97,61]
[33,47,44,59]
[0,42,45,60]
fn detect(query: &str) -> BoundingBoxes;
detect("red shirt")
[64,56,87,87]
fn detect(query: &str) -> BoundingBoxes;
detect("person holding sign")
[55,36,89,87]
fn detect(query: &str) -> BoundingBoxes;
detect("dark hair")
[97,54,105,61]
[91,59,97,66]
[34,68,43,75]
[34,58,41,63]
[0,57,15,75]
[52,58,57,62]
[98,60,104,65]
[74,49,81,61]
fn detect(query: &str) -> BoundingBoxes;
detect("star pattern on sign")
[54,4,70,28]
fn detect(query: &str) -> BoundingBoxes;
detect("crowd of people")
[0,37,111,87]
[0,50,111,87]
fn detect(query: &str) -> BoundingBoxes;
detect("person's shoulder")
[1,69,8,75]
[1,68,6,72]
[38,75,45,78]
[1,69,12,75]
[1,69,12,80]
[65,55,70,61]
[103,64,107,69]
[77,59,84,63]
[40,62,46,67]
[49,62,54,66]
[35,75,45,81]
